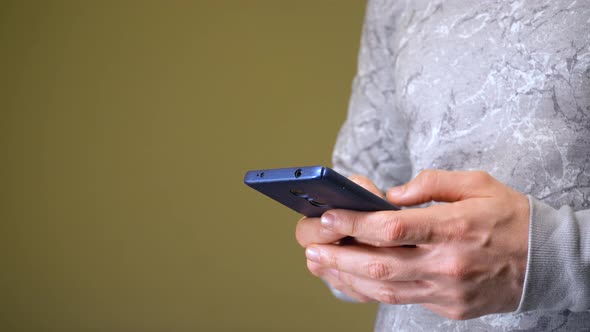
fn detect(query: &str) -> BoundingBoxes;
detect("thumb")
[386,170,493,206]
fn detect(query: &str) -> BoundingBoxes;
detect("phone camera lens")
[294,169,302,178]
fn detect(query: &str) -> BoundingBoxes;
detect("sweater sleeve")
[516,196,590,313]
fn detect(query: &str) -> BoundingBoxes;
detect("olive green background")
[1,1,378,331]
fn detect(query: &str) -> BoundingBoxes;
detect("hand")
[295,175,384,302]
[298,170,530,320]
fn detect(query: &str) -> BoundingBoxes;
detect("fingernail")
[321,213,335,228]
[328,268,339,278]
[306,247,320,262]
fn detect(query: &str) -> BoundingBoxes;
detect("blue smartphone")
[244,166,399,217]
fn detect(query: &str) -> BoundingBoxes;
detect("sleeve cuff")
[516,196,590,313]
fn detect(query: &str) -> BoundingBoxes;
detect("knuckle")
[327,253,339,269]
[446,205,477,241]
[377,287,401,305]
[348,217,360,236]
[449,217,470,241]
[366,261,394,280]
[445,259,471,281]
[470,171,492,186]
[418,169,439,187]
[383,217,406,242]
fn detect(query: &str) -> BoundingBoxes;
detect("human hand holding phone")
[244,165,399,301]
[298,170,530,320]
[295,174,387,302]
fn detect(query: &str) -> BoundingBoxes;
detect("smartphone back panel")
[244,166,398,217]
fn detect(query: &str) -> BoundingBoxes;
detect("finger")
[305,244,433,281]
[349,174,383,197]
[321,204,456,246]
[295,217,346,247]
[306,260,374,303]
[386,170,496,206]
[337,270,434,305]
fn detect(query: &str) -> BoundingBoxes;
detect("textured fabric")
[331,0,590,330]
[519,198,590,313]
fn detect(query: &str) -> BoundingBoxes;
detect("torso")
[370,0,590,330]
